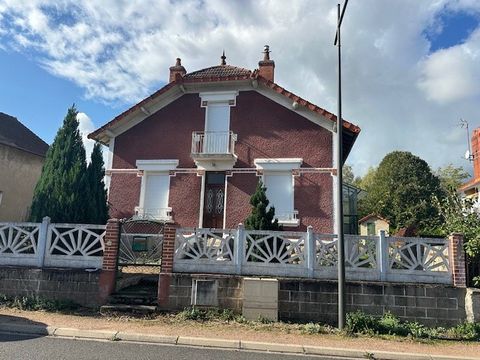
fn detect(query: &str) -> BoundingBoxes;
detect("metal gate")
[118,219,165,267]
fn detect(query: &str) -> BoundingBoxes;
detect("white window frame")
[254,158,302,227]
[135,159,179,221]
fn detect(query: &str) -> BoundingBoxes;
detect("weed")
[301,322,326,335]
[0,293,78,312]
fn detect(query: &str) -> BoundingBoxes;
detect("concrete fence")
[0,217,106,269]
[172,225,465,286]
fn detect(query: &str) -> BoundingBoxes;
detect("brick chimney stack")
[258,45,275,82]
[169,58,186,83]
[472,128,480,179]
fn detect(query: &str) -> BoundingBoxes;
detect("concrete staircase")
[100,276,159,315]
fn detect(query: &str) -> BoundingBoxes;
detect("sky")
[0,0,479,177]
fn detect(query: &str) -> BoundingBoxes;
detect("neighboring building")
[89,47,361,232]
[0,113,49,221]
[359,214,390,236]
[459,127,480,203]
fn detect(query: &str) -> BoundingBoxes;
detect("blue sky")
[0,0,480,176]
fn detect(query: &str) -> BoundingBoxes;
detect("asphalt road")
[0,333,347,360]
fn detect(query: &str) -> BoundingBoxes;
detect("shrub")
[0,294,78,312]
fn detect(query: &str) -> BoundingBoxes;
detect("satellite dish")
[465,150,471,160]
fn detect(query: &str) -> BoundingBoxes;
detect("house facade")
[0,113,48,221]
[459,127,480,205]
[89,47,360,233]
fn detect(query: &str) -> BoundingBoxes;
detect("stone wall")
[0,266,100,307]
[158,273,243,312]
[279,280,467,328]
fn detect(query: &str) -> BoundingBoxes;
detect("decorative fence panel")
[243,230,308,277]
[44,223,106,268]
[387,236,451,284]
[0,217,105,269]
[0,222,41,266]
[174,228,236,274]
[173,225,453,284]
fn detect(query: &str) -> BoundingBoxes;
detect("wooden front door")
[203,172,226,228]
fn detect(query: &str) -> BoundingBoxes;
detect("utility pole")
[334,0,349,330]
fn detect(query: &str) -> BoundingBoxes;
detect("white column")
[37,216,50,268]
[378,230,388,281]
[305,225,315,277]
[235,223,245,274]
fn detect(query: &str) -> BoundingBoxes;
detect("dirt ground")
[1,307,479,358]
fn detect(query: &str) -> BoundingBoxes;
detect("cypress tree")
[87,143,109,224]
[245,180,279,231]
[30,105,90,223]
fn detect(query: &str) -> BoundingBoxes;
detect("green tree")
[359,151,443,233]
[245,181,279,231]
[435,164,470,192]
[343,164,363,186]
[30,105,90,223]
[87,143,108,224]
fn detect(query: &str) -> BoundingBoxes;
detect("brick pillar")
[449,233,467,288]
[98,219,120,303]
[158,223,177,308]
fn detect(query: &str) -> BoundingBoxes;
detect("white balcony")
[134,207,173,222]
[275,210,299,227]
[191,131,237,170]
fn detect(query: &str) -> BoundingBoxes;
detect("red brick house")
[89,47,360,233]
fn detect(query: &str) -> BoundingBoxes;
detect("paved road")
[0,333,347,360]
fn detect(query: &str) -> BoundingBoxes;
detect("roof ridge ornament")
[221,50,226,65]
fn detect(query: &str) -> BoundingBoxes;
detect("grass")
[345,310,480,341]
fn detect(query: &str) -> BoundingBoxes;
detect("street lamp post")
[334,0,349,330]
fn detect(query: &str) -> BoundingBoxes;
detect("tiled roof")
[88,64,361,142]
[458,177,480,192]
[184,65,252,80]
[359,213,390,224]
[0,112,49,157]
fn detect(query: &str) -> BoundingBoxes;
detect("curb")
[1,323,479,360]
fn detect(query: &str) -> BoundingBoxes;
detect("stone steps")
[100,304,157,315]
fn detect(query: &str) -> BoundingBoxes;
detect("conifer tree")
[245,181,279,230]
[30,105,90,223]
[87,143,108,224]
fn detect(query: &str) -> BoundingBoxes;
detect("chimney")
[169,58,186,82]
[258,45,275,82]
[472,128,480,179]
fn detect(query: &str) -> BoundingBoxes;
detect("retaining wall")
[163,274,469,328]
[279,280,466,328]
[0,266,100,307]
[158,273,243,312]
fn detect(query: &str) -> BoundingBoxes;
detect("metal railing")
[134,207,172,221]
[191,131,237,155]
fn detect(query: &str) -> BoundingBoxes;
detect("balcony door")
[204,103,230,154]
[202,172,226,228]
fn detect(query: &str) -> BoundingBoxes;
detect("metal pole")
[335,1,348,330]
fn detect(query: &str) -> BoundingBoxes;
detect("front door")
[203,172,226,228]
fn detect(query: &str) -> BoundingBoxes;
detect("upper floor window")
[200,91,238,154]
[254,158,303,227]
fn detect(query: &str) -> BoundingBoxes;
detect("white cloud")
[418,29,480,103]
[76,112,95,159]
[1,0,480,177]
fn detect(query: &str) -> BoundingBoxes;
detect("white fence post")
[305,226,315,277]
[378,230,388,281]
[37,216,50,268]
[235,223,245,274]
